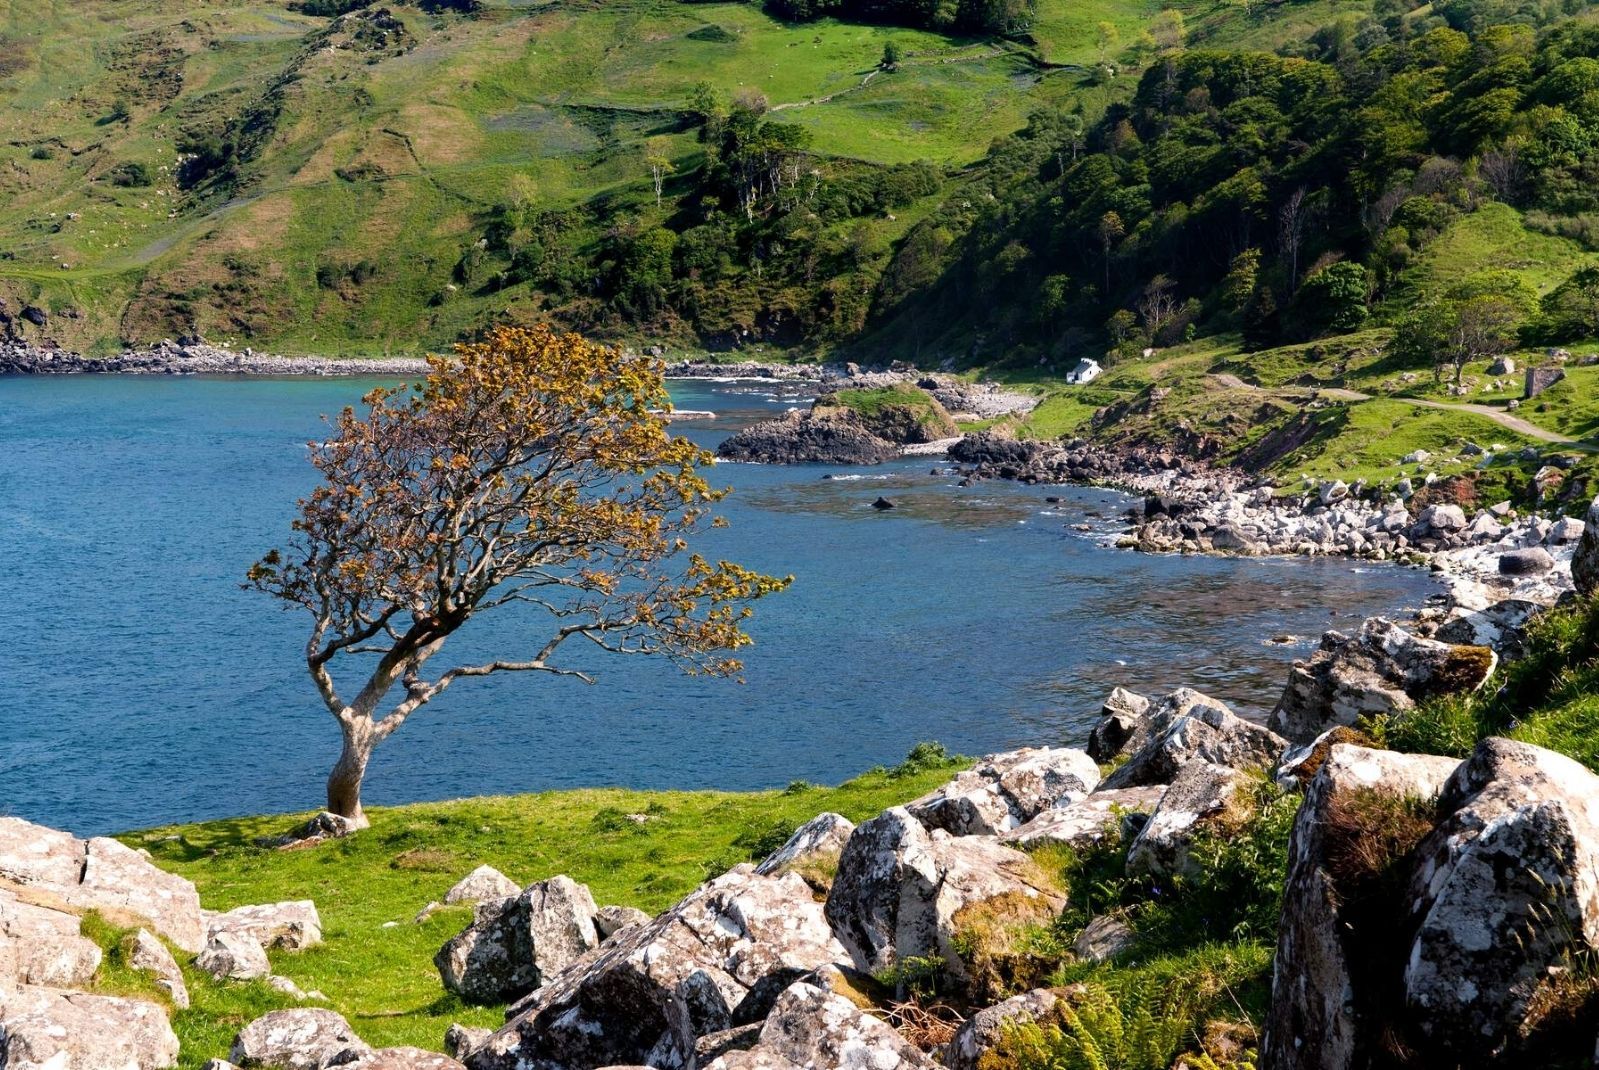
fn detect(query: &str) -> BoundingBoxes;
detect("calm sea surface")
[0,375,1440,834]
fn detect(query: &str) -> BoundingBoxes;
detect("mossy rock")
[818,384,960,445]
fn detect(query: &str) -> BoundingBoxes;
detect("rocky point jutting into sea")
[2,500,1598,1067]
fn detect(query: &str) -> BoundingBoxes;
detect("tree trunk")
[327,719,375,829]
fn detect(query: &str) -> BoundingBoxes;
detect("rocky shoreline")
[946,432,1585,611]
[0,339,436,377]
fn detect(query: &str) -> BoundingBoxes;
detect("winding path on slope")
[1208,373,1591,449]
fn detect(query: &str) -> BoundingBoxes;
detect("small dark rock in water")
[1269,635,1297,645]
[1045,495,1063,504]
[871,497,896,510]
[958,478,972,487]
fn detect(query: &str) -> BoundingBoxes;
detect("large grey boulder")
[1403,738,1599,1057]
[207,901,323,951]
[1433,599,1544,660]
[1100,695,1284,789]
[1000,787,1165,850]
[1574,496,1599,597]
[230,1008,370,1069]
[0,889,102,987]
[131,928,190,1009]
[466,866,848,1070]
[725,981,939,1070]
[0,985,180,1069]
[435,875,600,1005]
[1262,744,1462,1070]
[0,818,205,952]
[1268,618,1497,744]
[754,813,854,882]
[943,988,1066,1070]
[1086,688,1150,762]
[823,807,1063,980]
[198,929,272,981]
[906,748,1100,835]
[1124,762,1244,878]
[443,866,520,906]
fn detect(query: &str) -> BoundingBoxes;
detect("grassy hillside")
[94,749,964,1067]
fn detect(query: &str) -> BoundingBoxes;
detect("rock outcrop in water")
[0,338,433,377]
[715,408,902,466]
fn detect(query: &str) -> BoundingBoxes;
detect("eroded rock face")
[1403,738,1599,1057]
[467,867,848,1070]
[0,889,102,987]
[443,866,520,906]
[207,901,323,951]
[1086,688,1150,762]
[231,1008,370,1070]
[754,813,854,882]
[1000,787,1165,850]
[1573,496,1599,597]
[1100,695,1284,790]
[435,875,600,1005]
[593,905,652,940]
[1268,618,1497,745]
[1262,744,1462,1070]
[943,988,1065,1070]
[1124,762,1243,878]
[0,818,205,952]
[906,748,1101,835]
[824,807,1063,980]
[0,985,180,1070]
[198,929,272,981]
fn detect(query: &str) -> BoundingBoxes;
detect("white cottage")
[1066,357,1103,385]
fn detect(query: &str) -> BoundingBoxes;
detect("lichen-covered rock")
[1086,688,1150,762]
[1433,599,1544,660]
[443,1025,491,1062]
[943,988,1066,1070]
[1124,762,1244,878]
[466,867,848,1070]
[593,904,652,940]
[198,929,272,981]
[1402,738,1599,1057]
[999,787,1165,850]
[0,985,179,1069]
[1268,618,1497,744]
[0,889,102,987]
[435,875,599,1005]
[1100,696,1284,790]
[131,928,190,1009]
[1574,496,1599,597]
[230,1008,370,1070]
[1262,744,1462,1070]
[754,813,854,881]
[324,1048,466,1069]
[0,817,205,952]
[823,807,1063,979]
[907,748,1101,835]
[443,866,520,906]
[729,982,939,1070]
[207,901,323,951]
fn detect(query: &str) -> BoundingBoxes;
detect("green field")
[97,753,963,1067]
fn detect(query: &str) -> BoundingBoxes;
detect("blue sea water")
[0,375,1440,834]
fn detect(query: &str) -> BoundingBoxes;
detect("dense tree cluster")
[763,0,1033,37]
[866,0,1599,362]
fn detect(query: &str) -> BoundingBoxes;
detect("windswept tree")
[249,325,790,826]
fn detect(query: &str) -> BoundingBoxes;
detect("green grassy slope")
[98,754,963,1067]
[0,0,1111,355]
